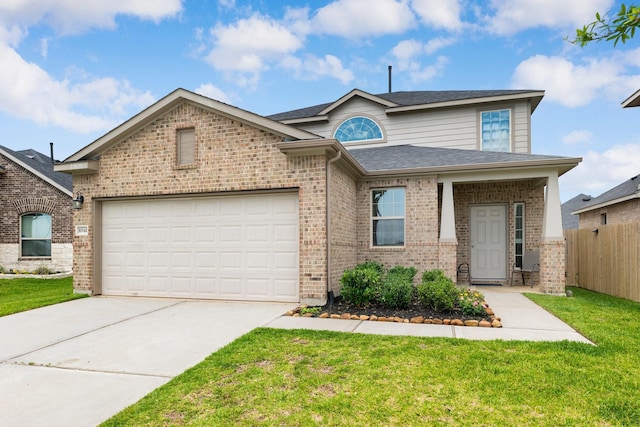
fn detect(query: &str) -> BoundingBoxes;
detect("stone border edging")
[0,272,73,280]
[285,304,502,328]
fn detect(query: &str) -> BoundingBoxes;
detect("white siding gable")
[292,96,533,154]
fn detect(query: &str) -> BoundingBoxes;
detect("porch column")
[439,179,458,281]
[540,171,566,294]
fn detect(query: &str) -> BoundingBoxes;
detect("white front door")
[470,205,507,280]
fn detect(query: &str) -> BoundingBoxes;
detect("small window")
[371,188,405,247]
[21,213,52,257]
[177,128,196,166]
[600,213,607,225]
[481,109,511,152]
[334,116,383,143]
[514,203,525,268]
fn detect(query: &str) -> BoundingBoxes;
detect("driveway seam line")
[5,361,174,379]
[5,300,187,362]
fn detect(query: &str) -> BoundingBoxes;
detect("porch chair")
[509,250,539,287]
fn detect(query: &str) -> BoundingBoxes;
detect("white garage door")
[101,192,299,302]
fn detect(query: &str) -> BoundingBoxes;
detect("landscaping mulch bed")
[286,295,502,327]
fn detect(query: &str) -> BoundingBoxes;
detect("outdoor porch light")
[72,192,84,210]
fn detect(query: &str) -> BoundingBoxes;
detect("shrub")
[359,260,385,275]
[339,262,383,306]
[458,288,487,317]
[32,265,52,275]
[0,265,5,274]
[421,269,447,283]
[387,265,418,281]
[378,271,414,309]
[417,273,458,312]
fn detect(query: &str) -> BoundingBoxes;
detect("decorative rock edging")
[285,304,502,328]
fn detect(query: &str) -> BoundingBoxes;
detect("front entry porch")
[437,169,566,295]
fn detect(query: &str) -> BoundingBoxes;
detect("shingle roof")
[267,89,540,121]
[579,173,640,210]
[0,145,73,191]
[561,193,593,229]
[348,144,572,172]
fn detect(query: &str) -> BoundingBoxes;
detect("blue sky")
[1,0,639,201]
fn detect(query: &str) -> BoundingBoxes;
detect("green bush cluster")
[340,261,416,308]
[417,270,459,312]
[339,264,487,317]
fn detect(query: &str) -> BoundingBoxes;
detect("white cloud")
[483,0,614,35]
[424,36,457,54]
[511,55,622,107]
[0,0,183,38]
[312,0,416,38]
[194,83,231,104]
[281,54,354,84]
[562,130,593,145]
[410,0,462,31]
[560,143,640,199]
[0,43,154,134]
[408,55,448,82]
[206,14,303,84]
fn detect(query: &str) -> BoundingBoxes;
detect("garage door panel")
[102,193,299,302]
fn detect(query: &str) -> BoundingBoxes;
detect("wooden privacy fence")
[565,222,640,302]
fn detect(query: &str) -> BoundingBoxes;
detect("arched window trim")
[333,115,385,144]
[20,212,52,258]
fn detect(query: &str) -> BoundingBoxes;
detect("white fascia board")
[53,160,100,175]
[0,147,73,196]
[318,89,397,115]
[622,88,640,108]
[385,91,545,114]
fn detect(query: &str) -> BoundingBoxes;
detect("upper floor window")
[21,213,51,257]
[177,128,196,166]
[372,188,405,247]
[481,109,511,152]
[334,116,383,143]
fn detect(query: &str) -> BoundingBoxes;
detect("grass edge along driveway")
[0,276,86,317]
[103,287,640,426]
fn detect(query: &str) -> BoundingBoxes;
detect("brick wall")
[578,199,640,229]
[356,176,440,277]
[71,102,328,302]
[452,180,544,284]
[0,153,73,271]
[329,161,357,293]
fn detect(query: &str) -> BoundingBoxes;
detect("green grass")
[0,276,86,317]
[103,287,640,426]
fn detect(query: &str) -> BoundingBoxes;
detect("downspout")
[326,149,342,299]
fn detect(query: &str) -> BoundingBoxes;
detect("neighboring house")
[571,174,640,229]
[561,193,592,229]
[55,88,580,304]
[0,145,74,272]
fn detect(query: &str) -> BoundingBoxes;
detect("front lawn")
[103,287,640,426]
[0,276,86,317]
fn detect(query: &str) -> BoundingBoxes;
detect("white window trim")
[479,108,512,152]
[20,212,52,258]
[514,202,525,268]
[371,188,406,248]
[333,115,385,146]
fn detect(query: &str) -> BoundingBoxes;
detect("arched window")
[20,213,52,257]
[334,116,383,143]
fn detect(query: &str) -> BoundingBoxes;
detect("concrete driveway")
[0,297,295,427]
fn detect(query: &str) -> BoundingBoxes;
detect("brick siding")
[71,102,328,302]
[578,199,640,229]
[0,153,73,271]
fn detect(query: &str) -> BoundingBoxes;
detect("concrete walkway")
[0,297,296,427]
[265,290,593,344]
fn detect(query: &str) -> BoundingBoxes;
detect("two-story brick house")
[0,145,74,272]
[55,88,580,303]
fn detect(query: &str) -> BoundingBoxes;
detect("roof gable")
[0,145,73,195]
[63,88,321,163]
[622,89,640,108]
